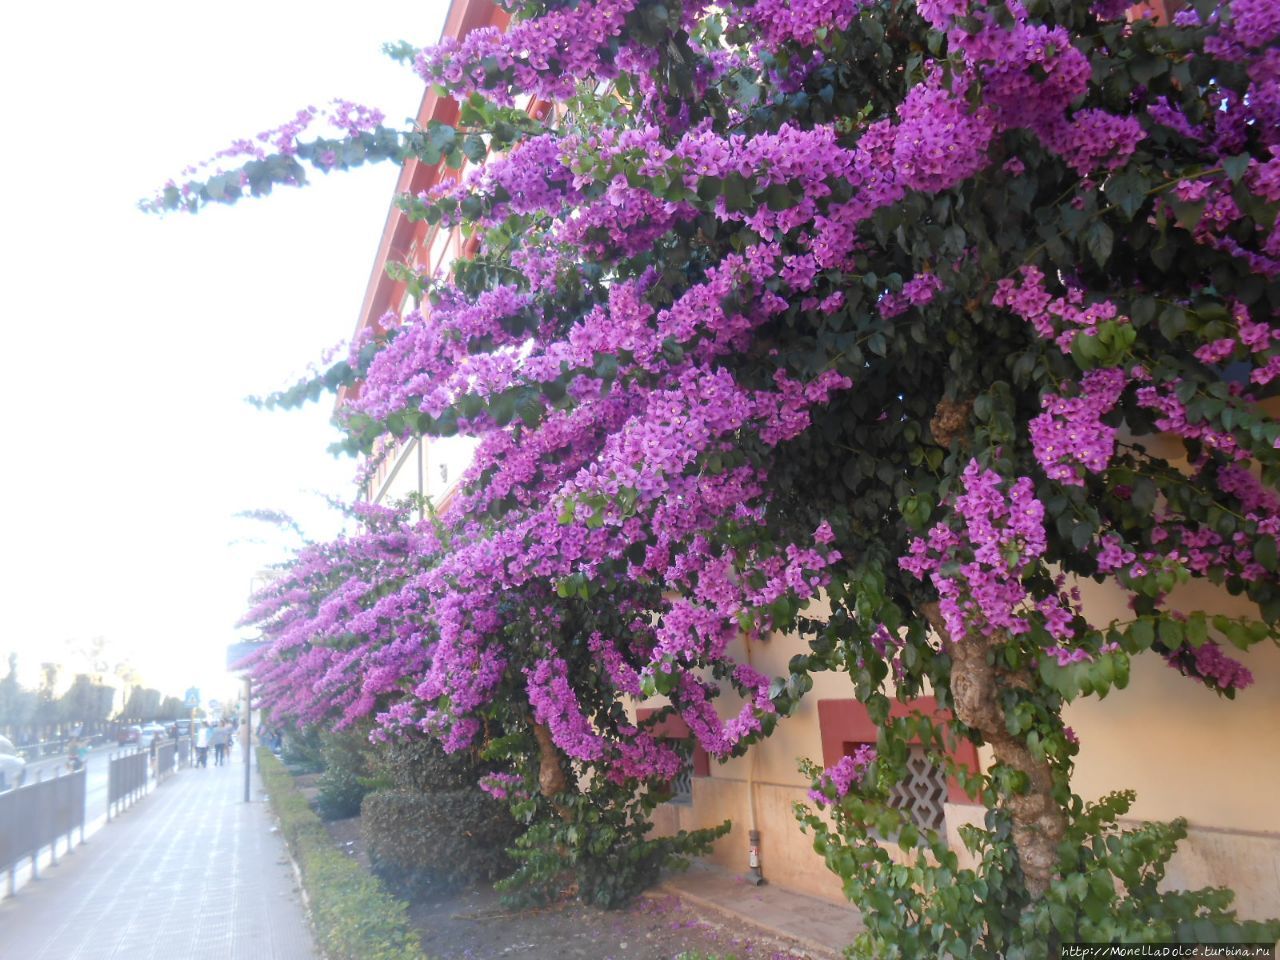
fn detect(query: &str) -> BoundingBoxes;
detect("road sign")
[184,687,200,708]
[226,641,269,672]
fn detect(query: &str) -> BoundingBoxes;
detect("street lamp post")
[243,675,251,804]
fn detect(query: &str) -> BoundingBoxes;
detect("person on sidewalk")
[195,722,210,768]
[212,723,228,766]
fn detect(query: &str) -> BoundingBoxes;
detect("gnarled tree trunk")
[923,602,1066,898]
[533,721,568,797]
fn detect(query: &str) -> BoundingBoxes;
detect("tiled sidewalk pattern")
[0,747,316,960]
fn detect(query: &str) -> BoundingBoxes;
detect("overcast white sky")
[0,1,447,700]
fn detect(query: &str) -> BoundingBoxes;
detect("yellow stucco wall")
[1065,578,1280,835]
[642,583,1280,917]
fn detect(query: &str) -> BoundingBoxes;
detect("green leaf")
[697,176,724,203]
[462,134,488,163]
[1222,153,1250,184]
[488,392,515,426]
[1170,198,1207,232]
[764,182,794,211]
[1085,221,1114,268]
[1254,535,1278,572]
[723,173,754,213]
[1103,168,1149,221]
[428,123,457,153]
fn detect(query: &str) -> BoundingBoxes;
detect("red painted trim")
[338,0,510,410]
[817,698,980,804]
[636,707,711,777]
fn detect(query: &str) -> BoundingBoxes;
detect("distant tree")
[32,662,62,733]
[122,687,162,723]
[0,653,36,735]
[59,674,115,730]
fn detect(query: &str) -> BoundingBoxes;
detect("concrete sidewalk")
[0,746,316,960]
[658,860,865,958]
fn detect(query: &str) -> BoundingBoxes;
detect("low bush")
[280,724,324,774]
[362,788,519,893]
[257,749,428,960]
[314,729,376,821]
[368,736,478,793]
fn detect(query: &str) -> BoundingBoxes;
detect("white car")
[0,735,25,791]
[139,724,167,748]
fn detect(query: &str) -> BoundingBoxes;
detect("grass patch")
[258,748,428,960]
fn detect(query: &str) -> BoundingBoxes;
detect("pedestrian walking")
[212,723,228,766]
[195,722,210,768]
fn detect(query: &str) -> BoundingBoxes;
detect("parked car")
[173,719,193,739]
[139,724,167,748]
[0,735,25,791]
[118,725,142,746]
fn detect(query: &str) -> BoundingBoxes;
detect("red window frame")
[817,697,980,804]
[635,708,711,777]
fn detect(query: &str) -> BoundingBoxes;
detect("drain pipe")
[744,633,765,886]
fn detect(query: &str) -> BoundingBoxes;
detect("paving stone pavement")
[0,745,317,960]
[659,860,864,958]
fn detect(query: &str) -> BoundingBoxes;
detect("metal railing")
[0,765,86,897]
[154,740,177,783]
[107,749,148,820]
[176,736,191,769]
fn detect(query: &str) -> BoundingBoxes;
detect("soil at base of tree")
[324,816,828,960]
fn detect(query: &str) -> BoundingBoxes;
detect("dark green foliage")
[315,729,377,821]
[280,723,324,774]
[257,750,427,960]
[798,778,1280,960]
[496,773,730,910]
[368,736,480,793]
[362,788,520,893]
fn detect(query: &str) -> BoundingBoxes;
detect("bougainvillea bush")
[159,0,1280,949]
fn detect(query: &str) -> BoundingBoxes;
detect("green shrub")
[368,736,479,793]
[362,788,519,893]
[258,749,428,960]
[496,770,729,909]
[280,724,324,774]
[315,729,375,821]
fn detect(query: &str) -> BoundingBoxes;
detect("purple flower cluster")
[900,460,1053,642]
[807,744,876,805]
[1165,641,1255,692]
[879,272,943,319]
[994,265,1125,352]
[1029,367,1127,485]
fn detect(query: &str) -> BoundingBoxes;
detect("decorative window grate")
[669,749,693,805]
[887,746,948,832]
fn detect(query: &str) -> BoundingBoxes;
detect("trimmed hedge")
[362,788,519,894]
[257,748,428,960]
[368,737,480,792]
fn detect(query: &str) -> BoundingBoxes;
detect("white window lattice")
[668,750,693,805]
[886,746,948,832]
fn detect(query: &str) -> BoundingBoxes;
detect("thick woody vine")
[157,0,1280,951]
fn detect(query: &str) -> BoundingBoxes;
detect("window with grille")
[668,746,693,805]
[888,746,948,832]
[843,742,948,833]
